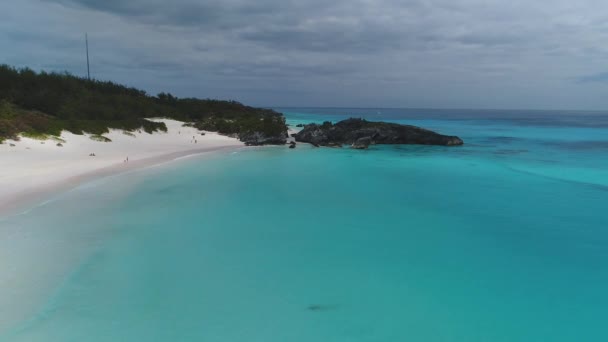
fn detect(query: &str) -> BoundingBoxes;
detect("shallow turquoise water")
[2,109,608,341]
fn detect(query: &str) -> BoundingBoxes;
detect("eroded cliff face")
[294,118,464,149]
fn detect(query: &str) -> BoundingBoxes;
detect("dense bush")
[0,65,286,142]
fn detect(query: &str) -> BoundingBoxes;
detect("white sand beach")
[0,118,244,216]
[0,118,245,332]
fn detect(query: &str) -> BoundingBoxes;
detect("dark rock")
[290,133,297,137]
[56,143,63,147]
[294,118,463,148]
[352,136,372,149]
[9,143,15,147]
[239,131,287,146]
[289,143,296,149]
[296,124,305,127]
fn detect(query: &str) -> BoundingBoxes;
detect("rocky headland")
[293,118,463,149]
[239,130,288,146]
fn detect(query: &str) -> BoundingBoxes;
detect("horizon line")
[267,105,608,113]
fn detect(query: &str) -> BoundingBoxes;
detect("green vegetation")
[20,131,51,140]
[0,65,287,143]
[90,134,112,142]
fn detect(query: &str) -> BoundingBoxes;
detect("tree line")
[0,65,286,142]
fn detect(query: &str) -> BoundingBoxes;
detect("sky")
[1,0,608,110]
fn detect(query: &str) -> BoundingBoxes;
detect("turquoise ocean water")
[2,108,608,341]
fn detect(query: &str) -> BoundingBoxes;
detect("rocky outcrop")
[239,131,287,146]
[351,136,372,149]
[294,118,463,149]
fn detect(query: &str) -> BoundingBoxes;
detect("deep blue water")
[1,108,608,341]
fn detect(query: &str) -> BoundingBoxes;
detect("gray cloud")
[2,0,608,109]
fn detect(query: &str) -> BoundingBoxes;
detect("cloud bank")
[2,0,608,109]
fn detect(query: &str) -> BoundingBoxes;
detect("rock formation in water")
[294,118,463,149]
[239,131,288,146]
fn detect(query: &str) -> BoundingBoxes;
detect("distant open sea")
[2,107,608,341]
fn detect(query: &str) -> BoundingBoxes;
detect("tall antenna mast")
[85,33,91,80]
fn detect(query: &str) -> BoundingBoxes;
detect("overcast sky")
[1,0,608,110]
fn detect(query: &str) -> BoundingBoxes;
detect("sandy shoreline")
[0,119,244,217]
[0,119,248,333]
[0,119,295,332]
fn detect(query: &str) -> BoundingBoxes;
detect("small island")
[293,118,464,149]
